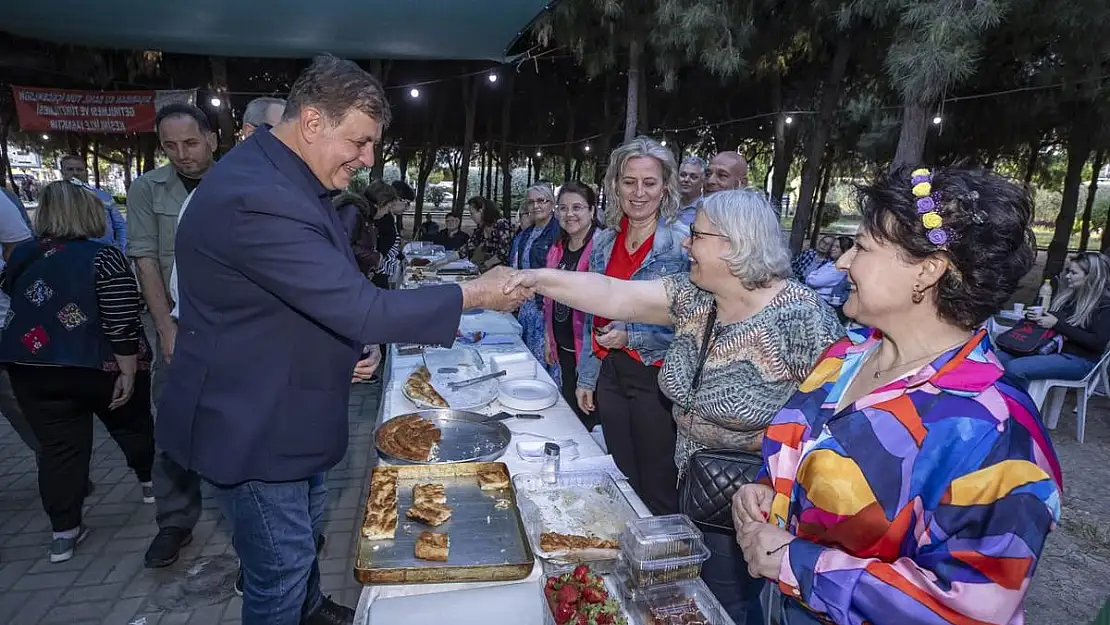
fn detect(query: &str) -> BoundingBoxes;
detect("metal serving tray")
[513,471,640,563]
[354,462,535,584]
[375,409,511,465]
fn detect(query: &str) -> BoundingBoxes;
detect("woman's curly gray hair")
[602,136,680,231]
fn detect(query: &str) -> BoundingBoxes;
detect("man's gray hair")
[700,189,792,290]
[243,97,286,127]
[602,136,680,230]
[283,55,392,128]
[681,156,707,171]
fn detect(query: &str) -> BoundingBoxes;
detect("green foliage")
[428,186,447,208]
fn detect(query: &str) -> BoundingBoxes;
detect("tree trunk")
[123,147,133,190]
[891,102,930,170]
[789,39,851,253]
[770,71,794,218]
[563,106,576,182]
[414,101,446,234]
[0,116,14,189]
[92,138,101,187]
[142,135,156,173]
[527,158,533,187]
[1044,115,1095,280]
[809,157,835,247]
[397,149,411,184]
[1023,139,1040,187]
[574,156,583,181]
[367,60,392,180]
[1080,149,1105,251]
[455,76,480,212]
[499,72,515,217]
[207,56,236,154]
[637,56,649,136]
[623,40,642,142]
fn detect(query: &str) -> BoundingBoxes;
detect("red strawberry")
[596,614,615,624]
[575,614,590,625]
[553,603,575,624]
[581,586,607,604]
[546,577,558,591]
[557,584,579,605]
[573,564,590,583]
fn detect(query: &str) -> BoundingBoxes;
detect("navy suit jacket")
[159,128,462,485]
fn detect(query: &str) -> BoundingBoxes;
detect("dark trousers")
[595,350,678,515]
[152,450,203,531]
[701,528,766,625]
[557,346,597,430]
[8,364,154,532]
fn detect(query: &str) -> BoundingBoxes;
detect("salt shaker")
[542,443,560,484]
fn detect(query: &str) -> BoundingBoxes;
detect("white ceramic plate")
[498,379,559,412]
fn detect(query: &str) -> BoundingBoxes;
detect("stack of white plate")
[498,378,559,412]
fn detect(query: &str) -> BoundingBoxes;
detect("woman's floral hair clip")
[911,168,949,247]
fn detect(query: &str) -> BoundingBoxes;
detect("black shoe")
[144,527,193,568]
[302,595,354,625]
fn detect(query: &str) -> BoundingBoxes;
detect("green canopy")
[2,0,550,60]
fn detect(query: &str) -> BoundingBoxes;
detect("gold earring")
[911,285,925,304]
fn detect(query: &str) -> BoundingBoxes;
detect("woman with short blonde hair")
[0,180,154,565]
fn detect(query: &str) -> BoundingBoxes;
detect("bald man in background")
[705,151,749,195]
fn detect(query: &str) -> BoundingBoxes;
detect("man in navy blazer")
[160,56,523,625]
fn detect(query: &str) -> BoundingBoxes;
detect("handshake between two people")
[458,266,542,312]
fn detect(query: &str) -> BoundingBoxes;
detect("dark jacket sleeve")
[1055,299,1110,355]
[230,195,462,346]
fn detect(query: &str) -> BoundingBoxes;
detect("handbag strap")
[683,301,718,416]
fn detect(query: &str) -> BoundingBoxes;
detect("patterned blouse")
[459,218,513,268]
[658,275,844,471]
[762,327,1063,624]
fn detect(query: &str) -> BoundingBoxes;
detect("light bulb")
[661,140,667,147]
[488,73,498,83]
[209,96,222,107]
[584,145,591,152]
[784,116,793,125]
[41,134,49,140]
[535,151,542,158]
[409,88,420,99]
[932,116,943,125]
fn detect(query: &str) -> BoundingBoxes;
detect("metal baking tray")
[375,409,511,465]
[513,471,641,563]
[354,462,535,584]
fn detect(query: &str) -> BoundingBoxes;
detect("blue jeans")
[213,473,328,625]
[701,528,765,625]
[997,351,1095,388]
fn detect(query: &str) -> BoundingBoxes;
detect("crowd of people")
[0,51,1103,625]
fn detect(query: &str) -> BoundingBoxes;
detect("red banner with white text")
[11,86,196,133]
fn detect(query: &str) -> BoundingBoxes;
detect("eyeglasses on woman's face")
[526,197,553,212]
[688,226,728,242]
[556,203,591,215]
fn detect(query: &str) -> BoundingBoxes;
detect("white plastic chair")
[1026,349,1110,444]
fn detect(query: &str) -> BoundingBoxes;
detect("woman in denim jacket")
[574,136,689,515]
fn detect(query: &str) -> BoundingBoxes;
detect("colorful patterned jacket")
[761,327,1063,624]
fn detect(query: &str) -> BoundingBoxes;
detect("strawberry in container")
[542,564,628,625]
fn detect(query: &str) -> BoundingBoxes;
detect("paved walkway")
[0,383,380,625]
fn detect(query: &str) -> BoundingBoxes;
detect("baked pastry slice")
[476,464,510,491]
[406,501,453,526]
[361,467,399,540]
[413,483,447,505]
[414,531,449,562]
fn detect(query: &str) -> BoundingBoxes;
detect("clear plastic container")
[627,577,736,625]
[619,514,705,562]
[539,561,633,625]
[618,543,710,588]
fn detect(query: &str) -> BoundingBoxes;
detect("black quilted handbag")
[680,448,764,531]
[674,301,766,531]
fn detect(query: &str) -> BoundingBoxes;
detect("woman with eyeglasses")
[506,188,843,622]
[999,251,1110,388]
[543,181,602,428]
[508,184,562,374]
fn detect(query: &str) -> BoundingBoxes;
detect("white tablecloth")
[354,310,650,625]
